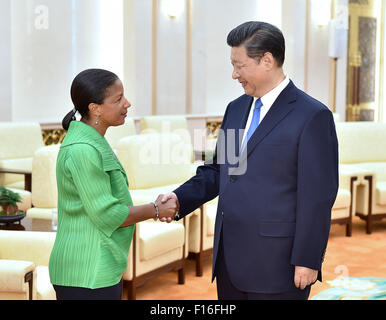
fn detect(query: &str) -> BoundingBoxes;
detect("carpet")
[311,277,386,300]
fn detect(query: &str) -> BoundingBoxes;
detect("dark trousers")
[53,280,122,300]
[215,231,311,300]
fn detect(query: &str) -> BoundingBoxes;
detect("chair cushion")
[116,133,192,189]
[129,183,183,205]
[352,162,386,181]
[335,122,386,163]
[31,145,60,208]
[0,158,32,185]
[0,231,56,266]
[104,119,136,149]
[36,266,56,300]
[333,189,351,210]
[26,207,54,220]
[376,182,386,205]
[205,203,217,236]
[0,122,44,159]
[139,115,192,145]
[0,121,43,194]
[5,181,25,190]
[139,221,184,261]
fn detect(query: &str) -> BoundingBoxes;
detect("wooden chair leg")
[24,271,33,300]
[366,216,372,234]
[346,220,352,237]
[196,252,203,277]
[122,279,136,300]
[178,264,185,285]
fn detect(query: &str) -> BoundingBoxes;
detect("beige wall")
[2,0,350,122]
[0,0,12,121]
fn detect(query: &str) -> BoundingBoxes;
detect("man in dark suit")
[161,21,338,300]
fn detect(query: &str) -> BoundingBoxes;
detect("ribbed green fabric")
[49,121,134,289]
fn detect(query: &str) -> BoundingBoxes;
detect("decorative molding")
[41,128,66,145]
[346,0,382,121]
[206,121,222,139]
[358,16,376,103]
[39,114,224,144]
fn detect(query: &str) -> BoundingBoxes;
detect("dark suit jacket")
[174,80,339,293]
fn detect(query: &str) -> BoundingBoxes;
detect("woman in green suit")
[49,69,177,300]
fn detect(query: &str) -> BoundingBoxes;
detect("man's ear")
[262,52,275,70]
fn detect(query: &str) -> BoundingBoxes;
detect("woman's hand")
[154,194,178,222]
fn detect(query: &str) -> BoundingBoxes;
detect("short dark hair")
[227,21,285,67]
[62,69,119,130]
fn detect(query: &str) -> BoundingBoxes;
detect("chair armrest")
[0,260,36,299]
[339,164,375,189]
[0,168,32,192]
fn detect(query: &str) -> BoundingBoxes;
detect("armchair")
[104,118,137,150]
[139,115,216,276]
[0,122,44,190]
[0,230,56,300]
[115,133,191,299]
[26,145,60,231]
[335,122,386,234]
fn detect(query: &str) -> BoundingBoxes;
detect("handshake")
[153,193,180,223]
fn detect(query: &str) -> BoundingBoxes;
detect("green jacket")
[49,121,134,289]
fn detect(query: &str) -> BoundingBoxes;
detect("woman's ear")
[88,103,101,117]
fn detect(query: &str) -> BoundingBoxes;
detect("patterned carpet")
[312,277,386,300]
[135,216,386,300]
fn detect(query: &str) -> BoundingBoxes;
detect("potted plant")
[0,186,22,216]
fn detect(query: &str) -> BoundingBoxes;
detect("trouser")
[215,231,311,300]
[53,280,122,300]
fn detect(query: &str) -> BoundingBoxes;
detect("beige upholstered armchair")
[139,115,217,276]
[0,122,44,212]
[0,230,56,300]
[115,133,191,299]
[187,198,217,276]
[104,118,137,150]
[26,145,60,231]
[335,122,386,234]
[0,122,44,190]
[330,165,364,236]
[139,115,197,170]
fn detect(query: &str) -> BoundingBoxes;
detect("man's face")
[230,45,268,98]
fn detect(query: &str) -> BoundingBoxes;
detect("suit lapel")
[244,81,296,157]
[226,95,253,158]
[227,81,297,176]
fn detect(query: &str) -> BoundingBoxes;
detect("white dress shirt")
[241,75,290,147]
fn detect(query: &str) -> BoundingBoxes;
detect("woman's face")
[98,79,131,127]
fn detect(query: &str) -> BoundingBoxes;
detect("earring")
[95,116,99,125]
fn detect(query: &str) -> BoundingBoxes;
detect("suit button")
[230,175,237,183]
[221,212,224,216]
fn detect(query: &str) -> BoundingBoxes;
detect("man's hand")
[158,192,180,223]
[294,266,318,290]
[157,192,180,223]
[154,194,178,222]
